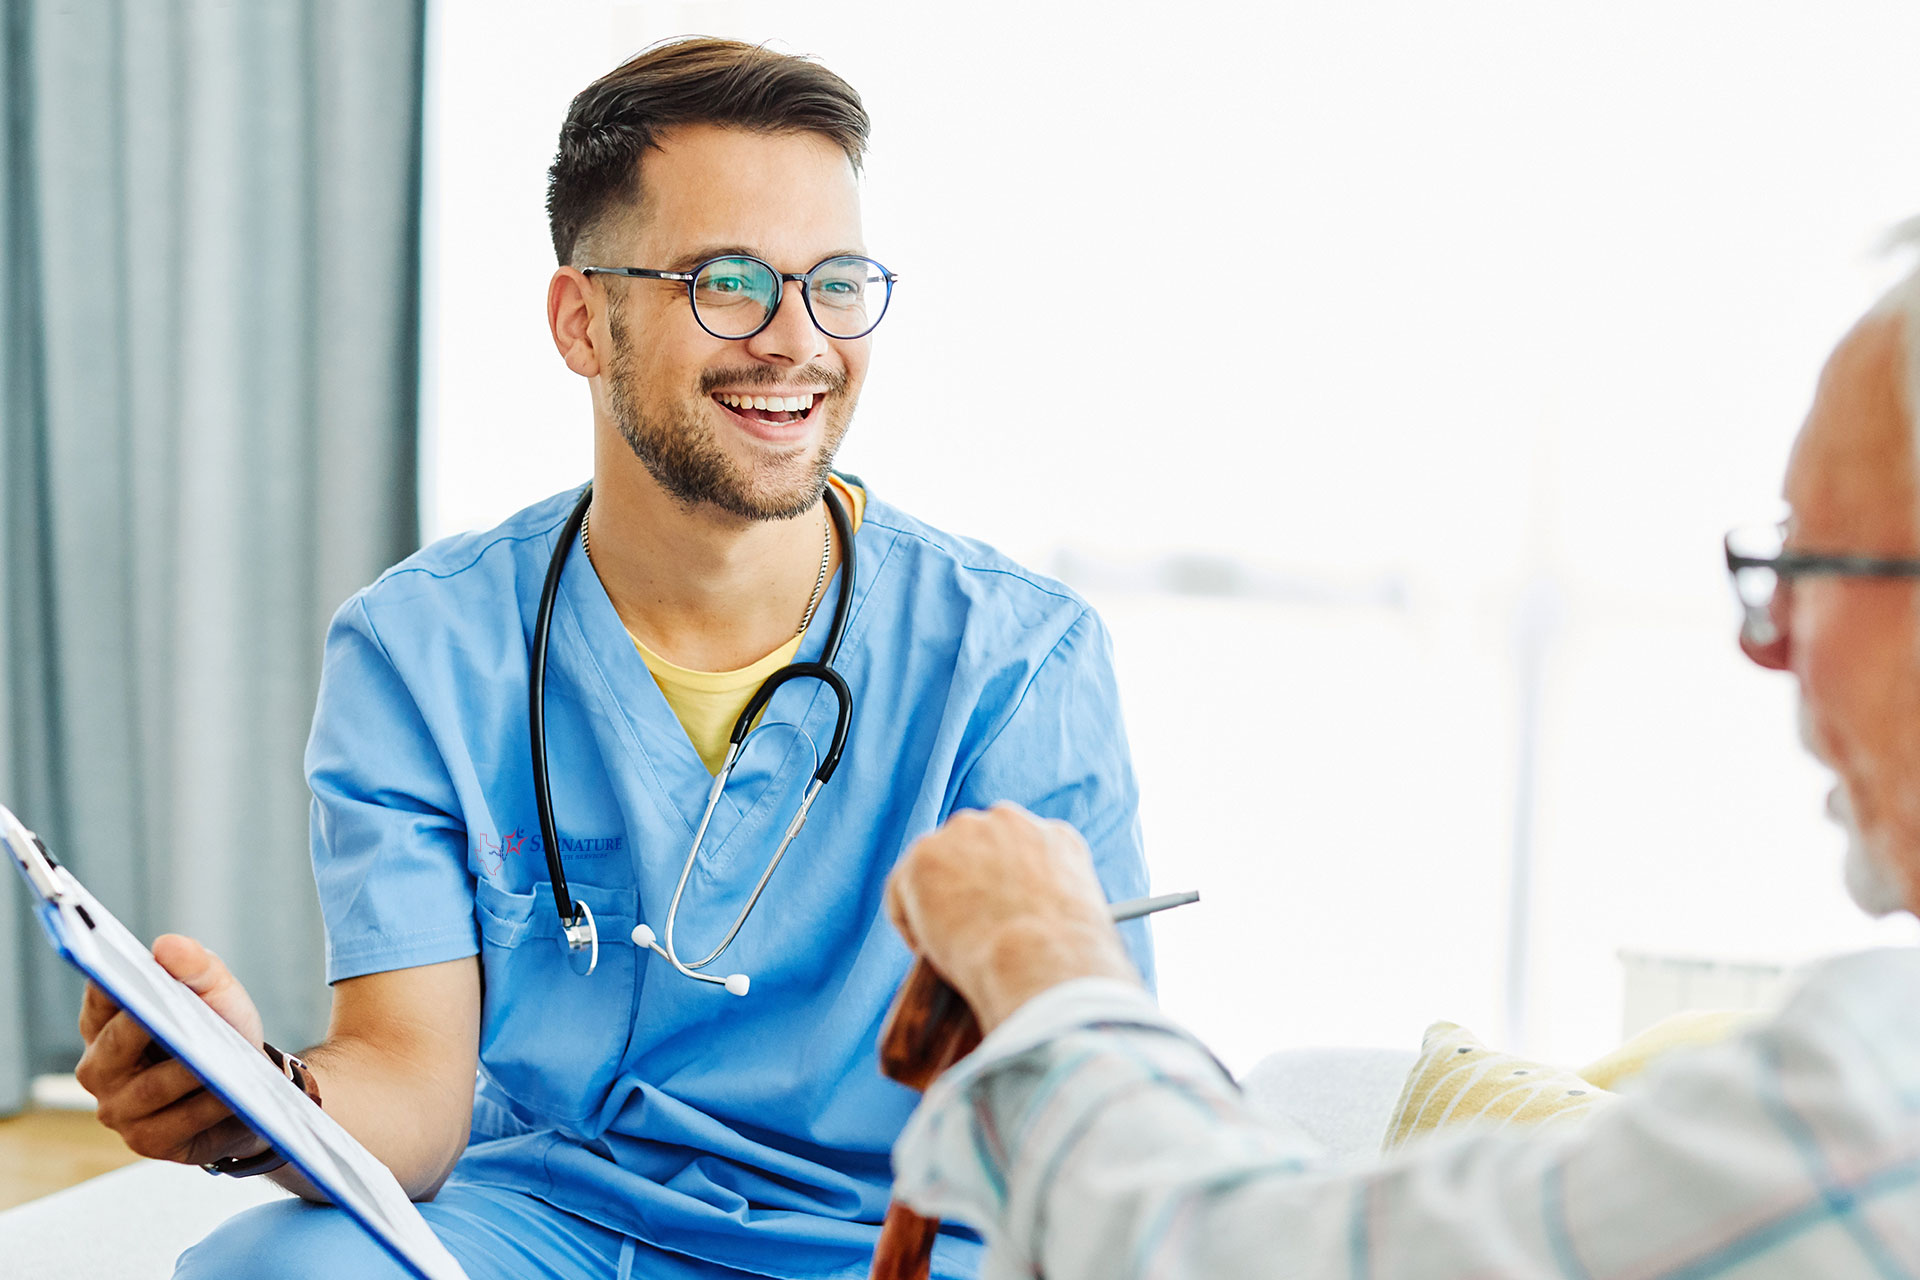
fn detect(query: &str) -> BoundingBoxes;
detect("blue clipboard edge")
[2,803,464,1280]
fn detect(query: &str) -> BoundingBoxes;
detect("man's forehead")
[1784,310,1918,546]
[622,124,863,263]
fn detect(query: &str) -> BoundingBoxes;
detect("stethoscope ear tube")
[820,485,855,666]
[727,662,854,784]
[532,484,596,943]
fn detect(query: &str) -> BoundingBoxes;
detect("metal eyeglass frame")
[580,253,898,341]
[1723,524,1920,645]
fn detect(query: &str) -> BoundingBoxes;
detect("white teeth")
[715,392,816,414]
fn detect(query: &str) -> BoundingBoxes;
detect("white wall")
[425,0,1920,1070]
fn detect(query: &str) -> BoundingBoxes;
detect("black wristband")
[201,1042,320,1178]
[202,1144,286,1178]
[267,1043,323,1108]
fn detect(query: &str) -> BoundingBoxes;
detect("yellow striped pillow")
[1382,1022,1614,1153]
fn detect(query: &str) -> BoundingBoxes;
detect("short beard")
[1838,788,1908,917]
[605,304,852,521]
[1799,700,1910,917]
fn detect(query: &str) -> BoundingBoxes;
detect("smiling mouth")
[712,390,819,426]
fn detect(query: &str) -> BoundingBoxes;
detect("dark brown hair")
[545,37,870,265]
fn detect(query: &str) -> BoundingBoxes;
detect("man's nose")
[1740,612,1792,671]
[744,282,829,365]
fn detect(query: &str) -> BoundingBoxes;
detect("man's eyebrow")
[667,246,870,271]
[668,245,759,270]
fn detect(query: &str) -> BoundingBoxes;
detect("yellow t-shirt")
[633,478,865,773]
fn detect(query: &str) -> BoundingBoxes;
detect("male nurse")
[74,38,1152,1280]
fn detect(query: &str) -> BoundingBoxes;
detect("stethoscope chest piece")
[562,900,599,977]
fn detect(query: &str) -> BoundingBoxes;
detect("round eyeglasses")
[1724,521,1920,647]
[581,254,898,341]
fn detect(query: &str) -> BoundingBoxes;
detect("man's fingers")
[96,1058,210,1130]
[73,1008,156,1097]
[79,1016,245,1167]
[116,1087,244,1164]
[78,981,122,1042]
[149,934,264,1047]
[184,1114,270,1168]
[883,868,919,953]
[151,934,226,997]
[1039,814,1086,845]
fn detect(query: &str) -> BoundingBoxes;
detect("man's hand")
[885,803,1140,1033]
[75,934,270,1166]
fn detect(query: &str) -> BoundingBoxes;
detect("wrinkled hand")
[75,934,271,1166]
[884,803,1140,1033]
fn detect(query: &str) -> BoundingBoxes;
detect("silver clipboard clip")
[1,803,69,904]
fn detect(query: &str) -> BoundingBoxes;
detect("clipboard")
[1,802,471,1280]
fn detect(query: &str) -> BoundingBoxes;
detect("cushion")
[1580,1009,1760,1091]
[1382,1022,1614,1152]
[1382,1009,1761,1153]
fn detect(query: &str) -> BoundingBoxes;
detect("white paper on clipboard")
[1,803,471,1280]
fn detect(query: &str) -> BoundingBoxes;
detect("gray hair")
[1870,216,1920,451]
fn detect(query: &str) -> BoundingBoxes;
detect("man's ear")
[548,267,603,378]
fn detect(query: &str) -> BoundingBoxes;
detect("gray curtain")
[0,0,425,1113]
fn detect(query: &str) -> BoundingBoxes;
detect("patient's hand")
[885,803,1139,1034]
[75,934,271,1166]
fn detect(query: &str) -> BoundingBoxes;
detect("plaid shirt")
[892,951,1920,1280]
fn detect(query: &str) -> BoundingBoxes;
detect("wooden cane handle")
[879,956,983,1091]
[871,1199,942,1280]
[871,956,985,1280]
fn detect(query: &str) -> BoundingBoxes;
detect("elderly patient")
[882,238,1920,1280]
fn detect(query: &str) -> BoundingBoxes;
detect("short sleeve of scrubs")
[307,594,478,983]
[955,607,1156,983]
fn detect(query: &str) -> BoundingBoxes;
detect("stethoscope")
[529,481,856,993]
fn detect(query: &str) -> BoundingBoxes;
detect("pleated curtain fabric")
[0,0,425,1113]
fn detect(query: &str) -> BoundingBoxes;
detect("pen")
[1108,890,1200,922]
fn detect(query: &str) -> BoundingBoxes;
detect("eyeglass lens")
[691,256,888,340]
[1726,525,1785,646]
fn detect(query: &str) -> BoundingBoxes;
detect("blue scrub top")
[305,485,1153,1279]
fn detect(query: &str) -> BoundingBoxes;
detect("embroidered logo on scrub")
[474,829,526,878]
[473,829,625,877]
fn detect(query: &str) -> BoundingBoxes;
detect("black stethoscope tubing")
[529,481,856,939]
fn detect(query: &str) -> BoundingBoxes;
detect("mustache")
[699,365,848,397]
